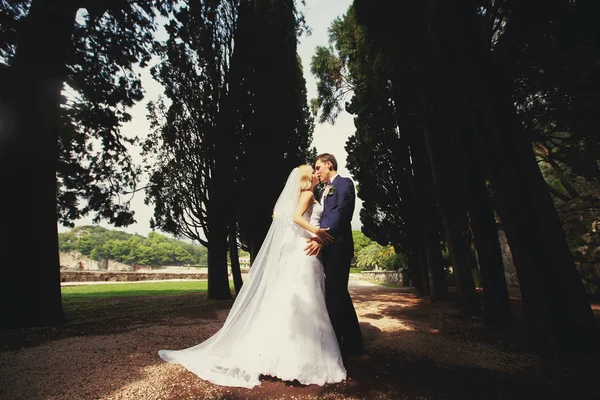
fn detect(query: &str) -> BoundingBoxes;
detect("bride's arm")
[293,191,333,244]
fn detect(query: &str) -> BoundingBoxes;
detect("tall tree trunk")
[209,97,233,300]
[206,244,231,300]
[437,0,595,353]
[422,110,479,315]
[466,226,481,287]
[425,232,448,302]
[391,73,448,302]
[410,128,449,302]
[462,131,511,325]
[207,139,233,299]
[487,106,594,352]
[228,224,243,294]
[410,245,426,295]
[417,242,431,296]
[405,19,479,313]
[206,200,232,300]
[206,111,232,300]
[219,15,243,297]
[0,0,78,329]
[248,239,258,266]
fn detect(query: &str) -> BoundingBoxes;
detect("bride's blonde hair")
[298,164,314,192]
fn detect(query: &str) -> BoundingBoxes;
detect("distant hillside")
[59,226,207,267]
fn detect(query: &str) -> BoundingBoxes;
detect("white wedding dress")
[158,182,346,388]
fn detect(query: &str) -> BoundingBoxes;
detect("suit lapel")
[324,175,340,208]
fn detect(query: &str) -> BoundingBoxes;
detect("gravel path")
[1,282,599,400]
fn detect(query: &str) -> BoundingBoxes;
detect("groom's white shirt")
[321,173,339,205]
[329,173,339,185]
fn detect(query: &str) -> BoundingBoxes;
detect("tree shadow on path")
[1,283,600,399]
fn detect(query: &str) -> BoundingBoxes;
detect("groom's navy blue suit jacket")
[320,175,355,240]
[319,174,362,349]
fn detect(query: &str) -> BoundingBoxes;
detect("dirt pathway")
[1,282,599,399]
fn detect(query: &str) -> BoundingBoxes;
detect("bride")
[158,165,347,388]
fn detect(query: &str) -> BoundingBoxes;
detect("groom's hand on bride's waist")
[315,227,334,245]
[304,237,324,257]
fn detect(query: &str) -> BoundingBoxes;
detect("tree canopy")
[59,226,207,267]
[1,0,172,227]
[310,0,598,354]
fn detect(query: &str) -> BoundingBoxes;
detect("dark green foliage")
[506,1,600,185]
[310,7,361,124]
[59,226,207,267]
[476,0,600,200]
[232,0,316,257]
[351,230,372,259]
[354,241,404,271]
[143,0,237,246]
[142,0,315,297]
[384,253,407,271]
[341,0,596,350]
[355,242,385,269]
[144,0,315,253]
[312,6,416,259]
[1,1,173,227]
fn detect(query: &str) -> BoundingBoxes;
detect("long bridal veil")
[158,167,325,388]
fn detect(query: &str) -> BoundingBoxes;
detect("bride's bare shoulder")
[298,190,314,204]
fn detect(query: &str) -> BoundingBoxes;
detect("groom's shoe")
[341,341,364,358]
[343,346,363,358]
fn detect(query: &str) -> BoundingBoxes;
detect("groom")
[306,153,363,359]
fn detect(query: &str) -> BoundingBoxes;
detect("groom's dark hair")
[315,153,338,171]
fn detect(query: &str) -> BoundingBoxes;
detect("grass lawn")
[61,281,235,324]
[62,281,212,302]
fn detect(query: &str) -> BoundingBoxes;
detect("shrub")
[384,252,407,271]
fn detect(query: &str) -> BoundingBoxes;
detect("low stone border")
[61,269,400,285]
[361,270,410,286]
[60,270,208,282]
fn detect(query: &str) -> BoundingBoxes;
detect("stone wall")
[60,270,208,282]
[555,195,600,294]
[361,270,410,286]
[496,196,600,293]
[59,252,133,271]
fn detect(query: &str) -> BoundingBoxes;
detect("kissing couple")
[159,153,363,388]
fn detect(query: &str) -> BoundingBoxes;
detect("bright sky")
[59,0,360,237]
